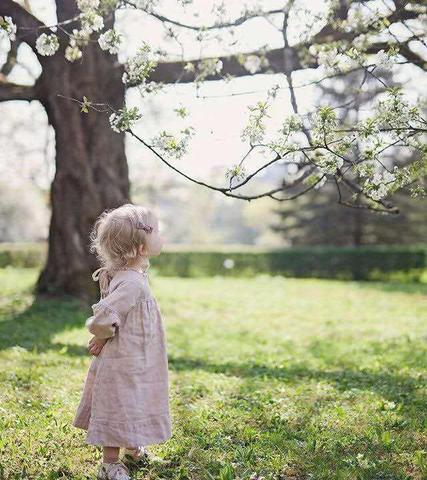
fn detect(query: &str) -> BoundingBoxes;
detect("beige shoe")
[122,446,149,466]
[97,461,131,480]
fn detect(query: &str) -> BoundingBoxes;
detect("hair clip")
[136,221,153,233]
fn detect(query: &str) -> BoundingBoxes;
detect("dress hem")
[85,431,172,448]
[74,414,172,448]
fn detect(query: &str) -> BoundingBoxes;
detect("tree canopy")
[1,0,426,214]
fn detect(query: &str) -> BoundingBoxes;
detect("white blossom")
[80,10,104,34]
[281,114,303,135]
[98,29,122,54]
[312,106,338,142]
[70,28,90,47]
[35,33,60,56]
[195,58,223,82]
[346,6,376,31]
[352,34,369,50]
[151,128,195,159]
[364,169,396,200]
[369,183,388,200]
[122,43,157,86]
[241,100,269,144]
[214,59,223,73]
[184,62,195,73]
[77,0,100,12]
[316,153,344,174]
[317,47,338,70]
[109,106,142,133]
[244,55,262,74]
[372,49,394,69]
[0,16,17,42]
[335,53,359,72]
[375,88,421,129]
[357,163,374,178]
[317,47,358,73]
[241,123,264,144]
[65,45,82,62]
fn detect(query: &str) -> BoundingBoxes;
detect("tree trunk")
[352,195,364,247]
[36,22,129,301]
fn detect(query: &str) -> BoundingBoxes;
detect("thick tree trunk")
[0,0,131,301]
[36,23,129,301]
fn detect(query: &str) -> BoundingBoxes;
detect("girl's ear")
[138,244,146,256]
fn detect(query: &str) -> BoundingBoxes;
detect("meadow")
[0,268,426,480]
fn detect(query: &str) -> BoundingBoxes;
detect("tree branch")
[150,9,284,31]
[121,1,285,31]
[0,79,39,102]
[148,2,425,84]
[149,45,295,83]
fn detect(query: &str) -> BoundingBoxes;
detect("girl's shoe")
[97,461,130,480]
[122,446,149,466]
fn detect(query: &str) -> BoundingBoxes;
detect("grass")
[0,267,426,480]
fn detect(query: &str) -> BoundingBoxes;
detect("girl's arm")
[85,279,142,338]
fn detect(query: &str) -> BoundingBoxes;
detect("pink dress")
[73,268,172,448]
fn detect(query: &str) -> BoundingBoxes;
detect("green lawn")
[0,268,426,480]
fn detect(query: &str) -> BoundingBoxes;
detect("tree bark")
[1,0,130,301]
[33,1,128,300]
[36,45,129,301]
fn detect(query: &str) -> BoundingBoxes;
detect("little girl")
[73,204,172,480]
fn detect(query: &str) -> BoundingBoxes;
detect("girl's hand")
[88,336,108,356]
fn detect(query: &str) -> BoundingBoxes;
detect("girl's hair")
[89,203,155,297]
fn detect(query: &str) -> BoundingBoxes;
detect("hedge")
[0,242,426,282]
[0,243,47,268]
[150,245,427,282]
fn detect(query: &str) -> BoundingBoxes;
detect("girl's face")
[140,215,164,257]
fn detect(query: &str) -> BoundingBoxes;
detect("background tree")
[272,184,427,246]
[273,66,427,246]
[1,0,426,299]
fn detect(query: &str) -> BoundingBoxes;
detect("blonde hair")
[89,203,155,297]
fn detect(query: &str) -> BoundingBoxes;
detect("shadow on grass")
[1,297,425,412]
[166,351,425,479]
[0,296,89,355]
[168,352,425,412]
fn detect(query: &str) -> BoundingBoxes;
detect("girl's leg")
[103,446,120,463]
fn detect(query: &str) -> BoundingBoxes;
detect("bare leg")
[103,446,120,463]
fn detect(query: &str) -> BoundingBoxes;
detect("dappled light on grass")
[0,269,426,479]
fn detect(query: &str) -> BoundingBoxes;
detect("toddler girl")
[73,204,172,480]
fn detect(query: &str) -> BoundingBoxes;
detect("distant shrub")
[0,243,47,268]
[151,245,427,282]
[0,242,426,282]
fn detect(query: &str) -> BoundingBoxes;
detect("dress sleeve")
[85,280,142,339]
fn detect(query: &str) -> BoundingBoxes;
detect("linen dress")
[73,268,172,448]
